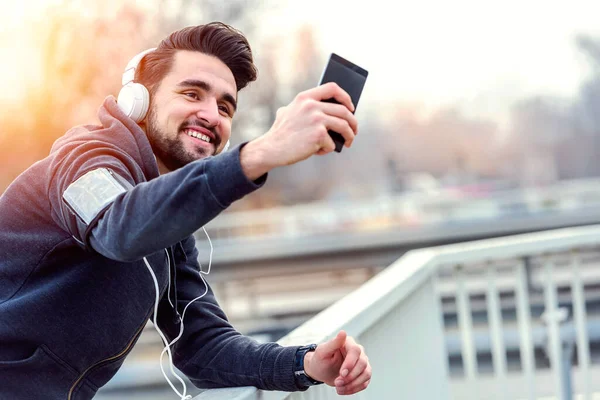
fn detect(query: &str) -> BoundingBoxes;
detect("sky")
[261,0,600,125]
[1,0,600,127]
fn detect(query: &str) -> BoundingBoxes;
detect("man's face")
[145,50,237,173]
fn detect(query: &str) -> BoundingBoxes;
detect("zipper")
[67,320,147,400]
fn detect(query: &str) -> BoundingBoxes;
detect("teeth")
[186,130,211,143]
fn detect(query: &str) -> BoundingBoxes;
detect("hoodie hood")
[50,96,159,181]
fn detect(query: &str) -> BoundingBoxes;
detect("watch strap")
[293,344,323,387]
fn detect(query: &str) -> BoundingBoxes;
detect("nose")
[195,99,221,128]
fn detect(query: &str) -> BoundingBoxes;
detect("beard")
[145,104,218,171]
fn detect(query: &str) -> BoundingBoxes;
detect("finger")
[331,332,351,361]
[337,377,371,396]
[306,82,354,112]
[336,366,371,394]
[316,330,347,355]
[338,344,361,378]
[342,354,368,383]
[340,345,348,358]
[318,102,358,134]
[318,134,336,154]
[321,115,355,148]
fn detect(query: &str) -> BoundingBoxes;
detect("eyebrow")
[177,79,237,112]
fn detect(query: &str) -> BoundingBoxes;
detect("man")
[0,22,371,399]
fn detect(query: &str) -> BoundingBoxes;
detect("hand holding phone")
[318,53,368,152]
[241,54,367,177]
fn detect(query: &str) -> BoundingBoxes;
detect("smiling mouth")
[184,129,213,144]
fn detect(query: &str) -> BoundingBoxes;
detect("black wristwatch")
[293,344,323,388]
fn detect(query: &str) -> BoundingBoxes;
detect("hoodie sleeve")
[49,142,266,261]
[163,235,303,392]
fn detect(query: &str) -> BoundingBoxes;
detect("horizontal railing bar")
[431,226,600,265]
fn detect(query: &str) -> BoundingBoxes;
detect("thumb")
[317,330,347,355]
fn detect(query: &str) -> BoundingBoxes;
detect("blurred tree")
[502,35,600,184]
[0,2,151,190]
[156,0,267,36]
[508,97,571,185]
[568,35,600,178]
[381,106,502,188]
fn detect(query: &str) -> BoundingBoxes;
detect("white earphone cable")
[143,227,213,400]
[159,226,213,376]
[143,255,191,400]
[166,250,175,309]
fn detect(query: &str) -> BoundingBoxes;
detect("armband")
[62,168,130,225]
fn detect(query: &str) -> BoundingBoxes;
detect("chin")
[185,150,211,164]
[196,148,215,159]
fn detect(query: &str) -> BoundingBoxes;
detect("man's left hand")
[304,330,372,396]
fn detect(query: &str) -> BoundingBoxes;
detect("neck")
[155,155,171,175]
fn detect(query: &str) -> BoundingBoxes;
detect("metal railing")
[199,178,600,243]
[193,225,600,399]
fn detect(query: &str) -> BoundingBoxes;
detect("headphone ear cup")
[117,83,150,122]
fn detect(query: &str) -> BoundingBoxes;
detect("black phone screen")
[319,53,368,152]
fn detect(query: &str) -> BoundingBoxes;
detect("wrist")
[293,344,322,388]
[239,138,274,181]
[303,351,315,379]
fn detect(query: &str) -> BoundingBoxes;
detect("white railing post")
[456,264,478,399]
[571,251,591,400]
[542,258,570,400]
[486,264,507,400]
[515,260,536,400]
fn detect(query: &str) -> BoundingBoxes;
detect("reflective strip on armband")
[62,168,129,225]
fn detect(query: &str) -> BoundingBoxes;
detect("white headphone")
[117,48,230,153]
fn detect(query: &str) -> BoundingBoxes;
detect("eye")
[184,92,199,100]
[218,105,232,116]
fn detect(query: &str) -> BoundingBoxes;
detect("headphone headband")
[122,48,156,86]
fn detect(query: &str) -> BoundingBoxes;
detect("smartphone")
[318,53,368,152]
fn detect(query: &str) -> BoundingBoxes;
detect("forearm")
[90,145,265,261]
[166,237,302,391]
[175,315,300,391]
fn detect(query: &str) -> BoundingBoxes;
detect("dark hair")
[135,22,257,95]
